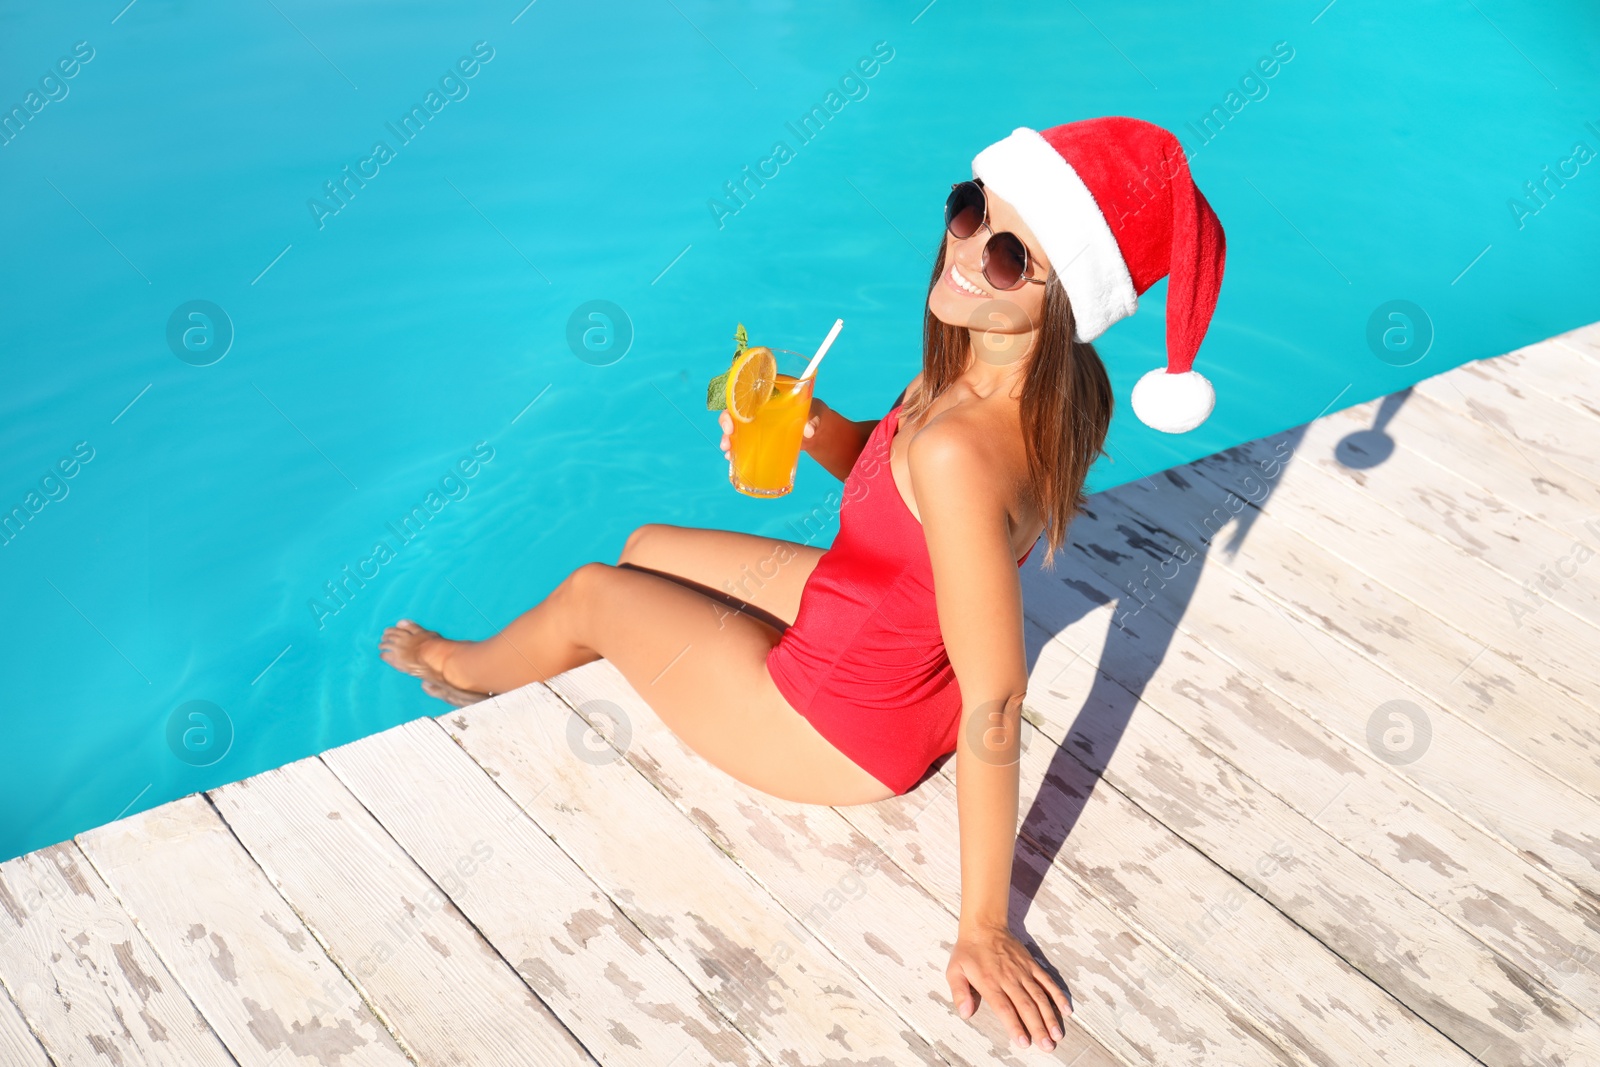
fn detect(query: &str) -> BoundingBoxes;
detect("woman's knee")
[618,523,674,565]
[566,560,614,594]
[557,561,616,639]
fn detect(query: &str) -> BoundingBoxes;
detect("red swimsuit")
[765,403,1033,795]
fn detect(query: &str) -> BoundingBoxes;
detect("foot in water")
[379,620,491,708]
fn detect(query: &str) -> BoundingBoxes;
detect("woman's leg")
[383,523,825,694]
[380,559,891,806]
[615,523,826,629]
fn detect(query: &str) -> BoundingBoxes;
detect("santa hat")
[971,117,1227,433]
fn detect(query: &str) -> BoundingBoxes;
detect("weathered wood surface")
[1116,445,1600,800]
[1059,482,1600,902]
[1018,554,1600,1035]
[1471,336,1600,420]
[440,683,953,1065]
[1,329,1597,1066]
[544,658,1583,1067]
[1019,608,1600,1065]
[1176,392,1600,796]
[847,674,1488,1067]
[321,717,765,1067]
[0,843,234,1065]
[1551,321,1600,365]
[1139,441,1600,799]
[545,661,1130,1067]
[0,983,52,1067]
[76,795,412,1067]
[210,758,597,1067]
[1407,343,1598,491]
[1185,435,1600,706]
[1331,381,1600,534]
[1306,390,1600,631]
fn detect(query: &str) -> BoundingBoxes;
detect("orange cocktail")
[730,349,814,497]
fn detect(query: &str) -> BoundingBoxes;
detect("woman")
[382,116,1226,1054]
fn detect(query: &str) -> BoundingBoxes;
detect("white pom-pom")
[1130,368,1215,434]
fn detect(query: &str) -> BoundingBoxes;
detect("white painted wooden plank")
[1307,394,1600,631]
[209,756,596,1067]
[841,666,1477,1066]
[1472,340,1600,421]
[848,812,1300,1067]
[1407,353,1598,491]
[1209,444,1599,695]
[1020,618,1600,1065]
[77,794,411,1067]
[553,658,1572,1066]
[1189,433,1600,752]
[1184,428,1600,704]
[1551,320,1600,366]
[1340,386,1600,532]
[0,983,51,1067]
[321,717,764,1067]
[832,767,1307,1066]
[541,663,1126,1067]
[1059,487,1600,898]
[441,683,948,1066]
[1016,537,1600,1016]
[1109,440,1600,800]
[1163,416,1600,711]
[0,842,235,1065]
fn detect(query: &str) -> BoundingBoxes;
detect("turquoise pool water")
[3,0,1597,862]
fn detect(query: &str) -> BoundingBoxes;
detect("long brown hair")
[899,239,1114,567]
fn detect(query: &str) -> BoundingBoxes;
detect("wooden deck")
[3,323,1599,1066]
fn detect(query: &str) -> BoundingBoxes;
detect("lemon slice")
[726,346,776,423]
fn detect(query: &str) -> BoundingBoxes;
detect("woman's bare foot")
[420,677,492,708]
[379,620,491,707]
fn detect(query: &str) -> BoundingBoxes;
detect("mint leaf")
[706,370,729,410]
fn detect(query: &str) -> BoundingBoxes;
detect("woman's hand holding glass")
[719,397,824,464]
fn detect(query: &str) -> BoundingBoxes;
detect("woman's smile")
[944,261,991,299]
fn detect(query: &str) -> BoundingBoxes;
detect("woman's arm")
[800,398,879,482]
[908,419,1070,1054]
[804,373,923,481]
[718,374,923,483]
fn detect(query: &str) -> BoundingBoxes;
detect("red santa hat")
[971,117,1227,433]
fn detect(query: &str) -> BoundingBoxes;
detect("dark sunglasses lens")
[945,182,984,239]
[983,232,1028,290]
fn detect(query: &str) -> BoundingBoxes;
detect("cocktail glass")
[729,348,815,498]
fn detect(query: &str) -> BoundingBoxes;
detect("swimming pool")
[3,0,1596,862]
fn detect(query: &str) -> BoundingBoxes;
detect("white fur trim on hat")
[971,127,1138,344]
[1130,368,1215,434]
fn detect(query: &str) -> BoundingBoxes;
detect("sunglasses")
[944,179,1049,291]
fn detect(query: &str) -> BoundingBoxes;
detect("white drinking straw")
[797,318,843,384]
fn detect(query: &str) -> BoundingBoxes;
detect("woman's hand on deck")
[947,921,1070,1052]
